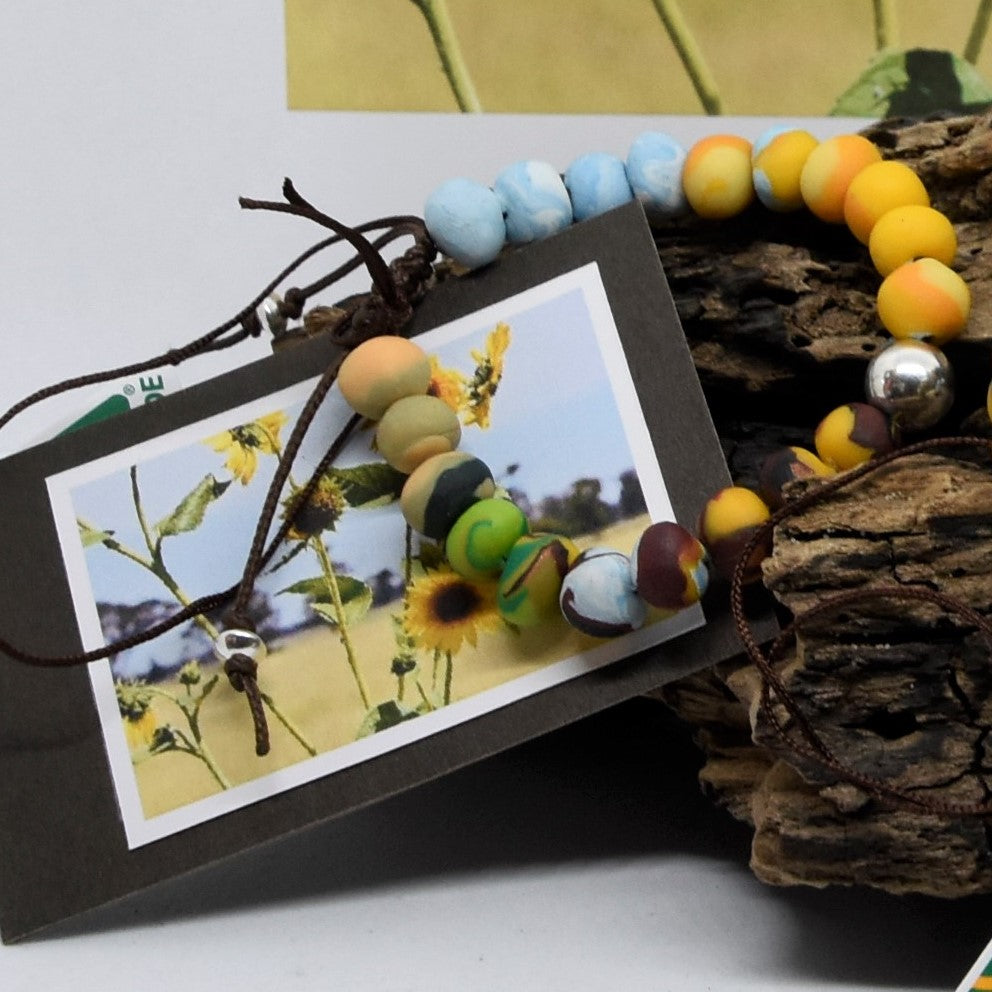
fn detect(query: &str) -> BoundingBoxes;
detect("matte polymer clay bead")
[445,497,530,581]
[843,161,930,245]
[493,160,573,244]
[338,337,431,421]
[375,394,462,474]
[757,446,834,509]
[698,486,772,583]
[682,134,755,219]
[751,127,818,212]
[497,533,578,627]
[559,547,646,638]
[630,522,709,613]
[625,131,688,220]
[868,205,957,277]
[400,451,496,540]
[564,152,634,221]
[876,257,971,346]
[798,134,882,223]
[424,177,507,269]
[814,402,893,470]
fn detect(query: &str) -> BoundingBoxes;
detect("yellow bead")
[868,205,957,276]
[876,258,970,346]
[799,134,882,223]
[683,135,755,219]
[814,403,892,470]
[752,130,819,212]
[843,161,930,245]
[698,486,771,583]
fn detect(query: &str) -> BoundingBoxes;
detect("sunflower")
[464,323,511,429]
[427,354,468,413]
[405,566,502,654]
[123,708,159,752]
[206,410,288,485]
[280,474,348,541]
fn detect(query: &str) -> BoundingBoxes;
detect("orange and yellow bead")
[682,134,755,219]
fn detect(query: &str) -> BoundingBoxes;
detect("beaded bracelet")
[336,334,708,638]
[422,126,974,584]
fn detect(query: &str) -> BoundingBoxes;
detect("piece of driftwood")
[656,112,992,896]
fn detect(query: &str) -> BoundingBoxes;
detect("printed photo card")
[0,203,773,941]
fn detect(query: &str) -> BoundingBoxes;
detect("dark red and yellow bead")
[758,446,835,509]
[814,402,893,470]
[698,486,772,583]
[631,521,708,614]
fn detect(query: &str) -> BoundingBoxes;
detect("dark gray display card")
[0,202,773,942]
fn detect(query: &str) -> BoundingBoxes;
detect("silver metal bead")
[261,293,287,336]
[865,339,954,431]
[213,629,267,664]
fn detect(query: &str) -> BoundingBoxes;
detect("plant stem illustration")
[965,0,992,63]
[410,0,482,112]
[648,0,723,114]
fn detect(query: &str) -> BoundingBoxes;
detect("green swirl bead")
[446,498,530,581]
[497,533,578,628]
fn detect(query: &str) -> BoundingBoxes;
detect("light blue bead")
[492,160,573,244]
[424,178,506,269]
[625,132,688,222]
[564,152,634,221]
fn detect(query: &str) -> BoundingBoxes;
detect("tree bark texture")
[656,112,992,896]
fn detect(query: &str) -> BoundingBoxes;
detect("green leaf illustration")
[278,574,373,627]
[155,474,231,539]
[326,463,406,509]
[356,699,421,738]
[832,48,992,117]
[78,518,115,547]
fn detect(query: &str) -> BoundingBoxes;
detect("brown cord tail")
[730,435,992,818]
[0,181,436,759]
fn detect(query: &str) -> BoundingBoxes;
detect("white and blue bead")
[559,547,646,638]
[424,177,507,270]
[564,152,634,221]
[625,131,688,221]
[492,160,573,244]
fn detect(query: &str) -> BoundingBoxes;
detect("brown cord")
[730,435,992,817]
[0,182,436,756]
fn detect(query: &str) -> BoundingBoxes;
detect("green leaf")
[356,699,420,738]
[78,518,115,547]
[832,48,992,117]
[279,574,373,627]
[155,474,231,538]
[326,463,406,509]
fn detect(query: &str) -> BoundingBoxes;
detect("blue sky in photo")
[69,279,648,678]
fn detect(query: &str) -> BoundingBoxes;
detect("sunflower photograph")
[48,262,703,848]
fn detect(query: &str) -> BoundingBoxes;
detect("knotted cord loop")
[223,652,269,756]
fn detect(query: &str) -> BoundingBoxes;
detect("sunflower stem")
[140,684,232,789]
[312,537,371,710]
[261,692,318,756]
[872,0,898,50]
[411,0,482,112]
[443,650,454,706]
[965,0,992,62]
[648,0,723,114]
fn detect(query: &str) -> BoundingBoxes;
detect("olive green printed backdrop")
[285,0,992,116]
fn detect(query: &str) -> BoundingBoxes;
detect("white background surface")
[1,3,990,989]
